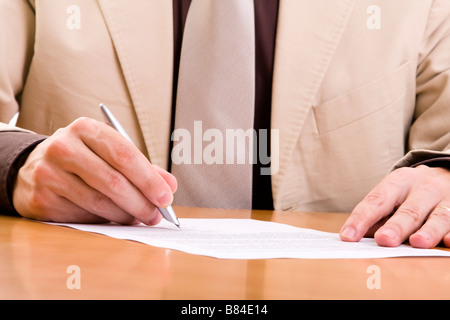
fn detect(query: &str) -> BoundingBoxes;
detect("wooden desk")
[0,207,449,300]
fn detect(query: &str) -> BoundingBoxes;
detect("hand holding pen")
[100,103,180,228]
[13,108,178,227]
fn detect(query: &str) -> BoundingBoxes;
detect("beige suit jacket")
[1,0,450,212]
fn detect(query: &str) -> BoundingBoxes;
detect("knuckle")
[31,161,52,182]
[421,168,446,185]
[420,178,439,193]
[364,192,386,207]
[67,117,101,140]
[111,143,138,168]
[396,206,422,223]
[106,171,127,192]
[89,193,137,225]
[391,166,415,180]
[431,208,450,225]
[415,164,430,171]
[70,117,97,132]
[90,193,112,215]
[45,136,74,160]
[28,190,48,215]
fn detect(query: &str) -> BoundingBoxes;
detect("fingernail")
[379,227,397,240]
[157,190,173,207]
[341,226,356,240]
[415,230,431,241]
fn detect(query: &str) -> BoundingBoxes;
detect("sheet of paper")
[47,218,450,259]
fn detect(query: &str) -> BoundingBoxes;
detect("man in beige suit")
[1,0,450,249]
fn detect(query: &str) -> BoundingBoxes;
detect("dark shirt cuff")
[0,131,47,216]
[411,157,450,170]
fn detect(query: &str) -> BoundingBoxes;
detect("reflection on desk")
[1,207,449,299]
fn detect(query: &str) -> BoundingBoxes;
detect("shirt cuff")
[0,131,47,216]
[391,149,450,171]
[412,157,450,169]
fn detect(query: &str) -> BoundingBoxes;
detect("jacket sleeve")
[0,1,40,215]
[393,0,450,169]
[0,0,35,125]
[0,131,46,216]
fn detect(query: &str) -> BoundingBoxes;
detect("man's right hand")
[12,117,177,225]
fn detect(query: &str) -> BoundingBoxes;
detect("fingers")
[48,168,140,225]
[13,167,108,224]
[409,205,450,248]
[444,232,450,247]
[38,195,110,225]
[153,164,178,194]
[71,118,176,208]
[340,167,413,242]
[13,117,176,226]
[341,166,450,249]
[49,138,160,225]
[374,184,442,247]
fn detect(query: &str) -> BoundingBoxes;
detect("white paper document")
[48,218,450,259]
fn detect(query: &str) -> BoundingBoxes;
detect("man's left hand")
[340,165,450,248]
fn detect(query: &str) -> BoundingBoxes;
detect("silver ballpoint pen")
[99,103,181,229]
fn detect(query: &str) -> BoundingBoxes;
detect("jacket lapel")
[97,0,174,168]
[271,0,357,201]
[97,0,357,201]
